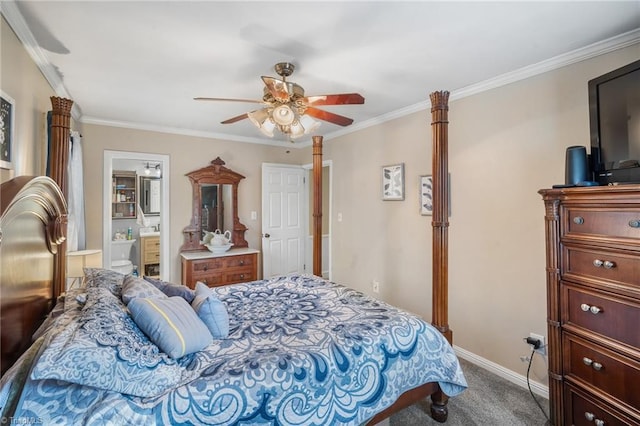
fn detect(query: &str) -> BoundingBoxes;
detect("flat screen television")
[589,59,640,185]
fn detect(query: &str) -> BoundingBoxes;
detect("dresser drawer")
[225,254,254,269]
[143,250,160,263]
[563,206,640,243]
[195,273,225,287]
[143,237,160,252]
[563,333,640,410]
[562,284,640,352]
[563,244,640,291]
[191,258,224,273]
[564,382,640,426]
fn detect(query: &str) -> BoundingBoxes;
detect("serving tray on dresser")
[540,185,640,426]
[181,247,259,289]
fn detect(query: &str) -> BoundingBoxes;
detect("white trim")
[103,150,170,280]
[4,0,639,146]
[1,1,82,121]
[454,345,549,399]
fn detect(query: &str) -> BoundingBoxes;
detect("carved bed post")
[312,136,323,276]
[429,91,452,344]
[49,96,73,297]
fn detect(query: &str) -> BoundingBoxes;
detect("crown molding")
[4,0,639,145]
[1,0,82,121]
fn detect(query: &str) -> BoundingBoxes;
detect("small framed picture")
[420,175,433,215]
[382,163,404,200]
[0,91,15,170]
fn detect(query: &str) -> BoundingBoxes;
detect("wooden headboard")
[0,176,67,375]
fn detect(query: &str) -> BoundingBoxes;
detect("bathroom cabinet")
[112,170,137,219]
[140,235,160,278]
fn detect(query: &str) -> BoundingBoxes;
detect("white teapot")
[202,229,232,246]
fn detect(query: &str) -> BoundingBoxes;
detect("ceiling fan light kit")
[196,62,365,140]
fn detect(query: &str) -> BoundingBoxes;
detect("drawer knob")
[203,266,208,271]
[595,419,605,426]
[573,216,584,225]
[580,303,602,314]
[585,412,595,421]
[592,362,603,371]
[240,274,245,279]
[239,260,244,265]
[582,357,593,366]
[593,259,615,269]
[629,219,640,228]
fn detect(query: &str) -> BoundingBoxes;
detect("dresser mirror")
[181,157,248,251]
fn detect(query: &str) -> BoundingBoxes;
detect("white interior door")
[262,164,306,278]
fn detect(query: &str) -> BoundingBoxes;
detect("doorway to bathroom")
[102,150,170,279]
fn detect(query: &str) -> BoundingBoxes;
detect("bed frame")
[0,176,67,375]
[0,92,453,423]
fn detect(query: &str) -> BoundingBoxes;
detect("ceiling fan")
[195,62,365,139]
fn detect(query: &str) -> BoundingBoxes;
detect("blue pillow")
[143,276,196,303]
[121,275,167,305]
[128,296,212,359]
[192,282,230,339]
[31,287,197,397]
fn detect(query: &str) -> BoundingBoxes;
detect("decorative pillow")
[143,276,196,303]
[191,281,230,339]
[121,275,167,305]
[84,267,126,296]
[31,287,196,397]
[128,297,212,359]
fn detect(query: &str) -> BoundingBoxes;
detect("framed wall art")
[420,175,433,215]
[0,91,15,170]
[382,163,404,200]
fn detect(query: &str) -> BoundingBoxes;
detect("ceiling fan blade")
[305,107,354,126]
[261,76,290,102]
[221,113,249,124]
[302,93,365,106]
[194,97,264,104]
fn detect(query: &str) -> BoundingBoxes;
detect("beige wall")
[4,11,640,389]
[82,124,308,283]
[320,44,640,384]
[0,17,58,182]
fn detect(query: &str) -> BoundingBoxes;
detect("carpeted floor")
[388,357,551,425]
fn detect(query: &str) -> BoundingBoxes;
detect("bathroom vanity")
[140,234,160,278]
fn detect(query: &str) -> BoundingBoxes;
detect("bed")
[1,91,463,425]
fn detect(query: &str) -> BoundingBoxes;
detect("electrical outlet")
[372,280,380,293]
[528,333,546,356]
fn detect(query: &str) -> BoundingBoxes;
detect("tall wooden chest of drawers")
[540,186,640,426]
[181,248,259,289]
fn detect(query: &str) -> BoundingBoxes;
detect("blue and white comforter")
[2,274,466,425]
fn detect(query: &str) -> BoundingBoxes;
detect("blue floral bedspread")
[5,274,466,425]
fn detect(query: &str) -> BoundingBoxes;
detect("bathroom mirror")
[139,176,161,216]
[181,157,248,251]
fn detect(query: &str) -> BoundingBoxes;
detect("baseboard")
[454,346,549,400]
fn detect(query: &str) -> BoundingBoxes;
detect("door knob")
[263,233,270,238]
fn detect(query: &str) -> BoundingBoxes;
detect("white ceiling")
[3,1,640,146]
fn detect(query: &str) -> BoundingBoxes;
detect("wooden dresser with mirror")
[181,157,259,288]
[540,185,640,426]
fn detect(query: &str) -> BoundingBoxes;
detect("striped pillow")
[128,296,212,359]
